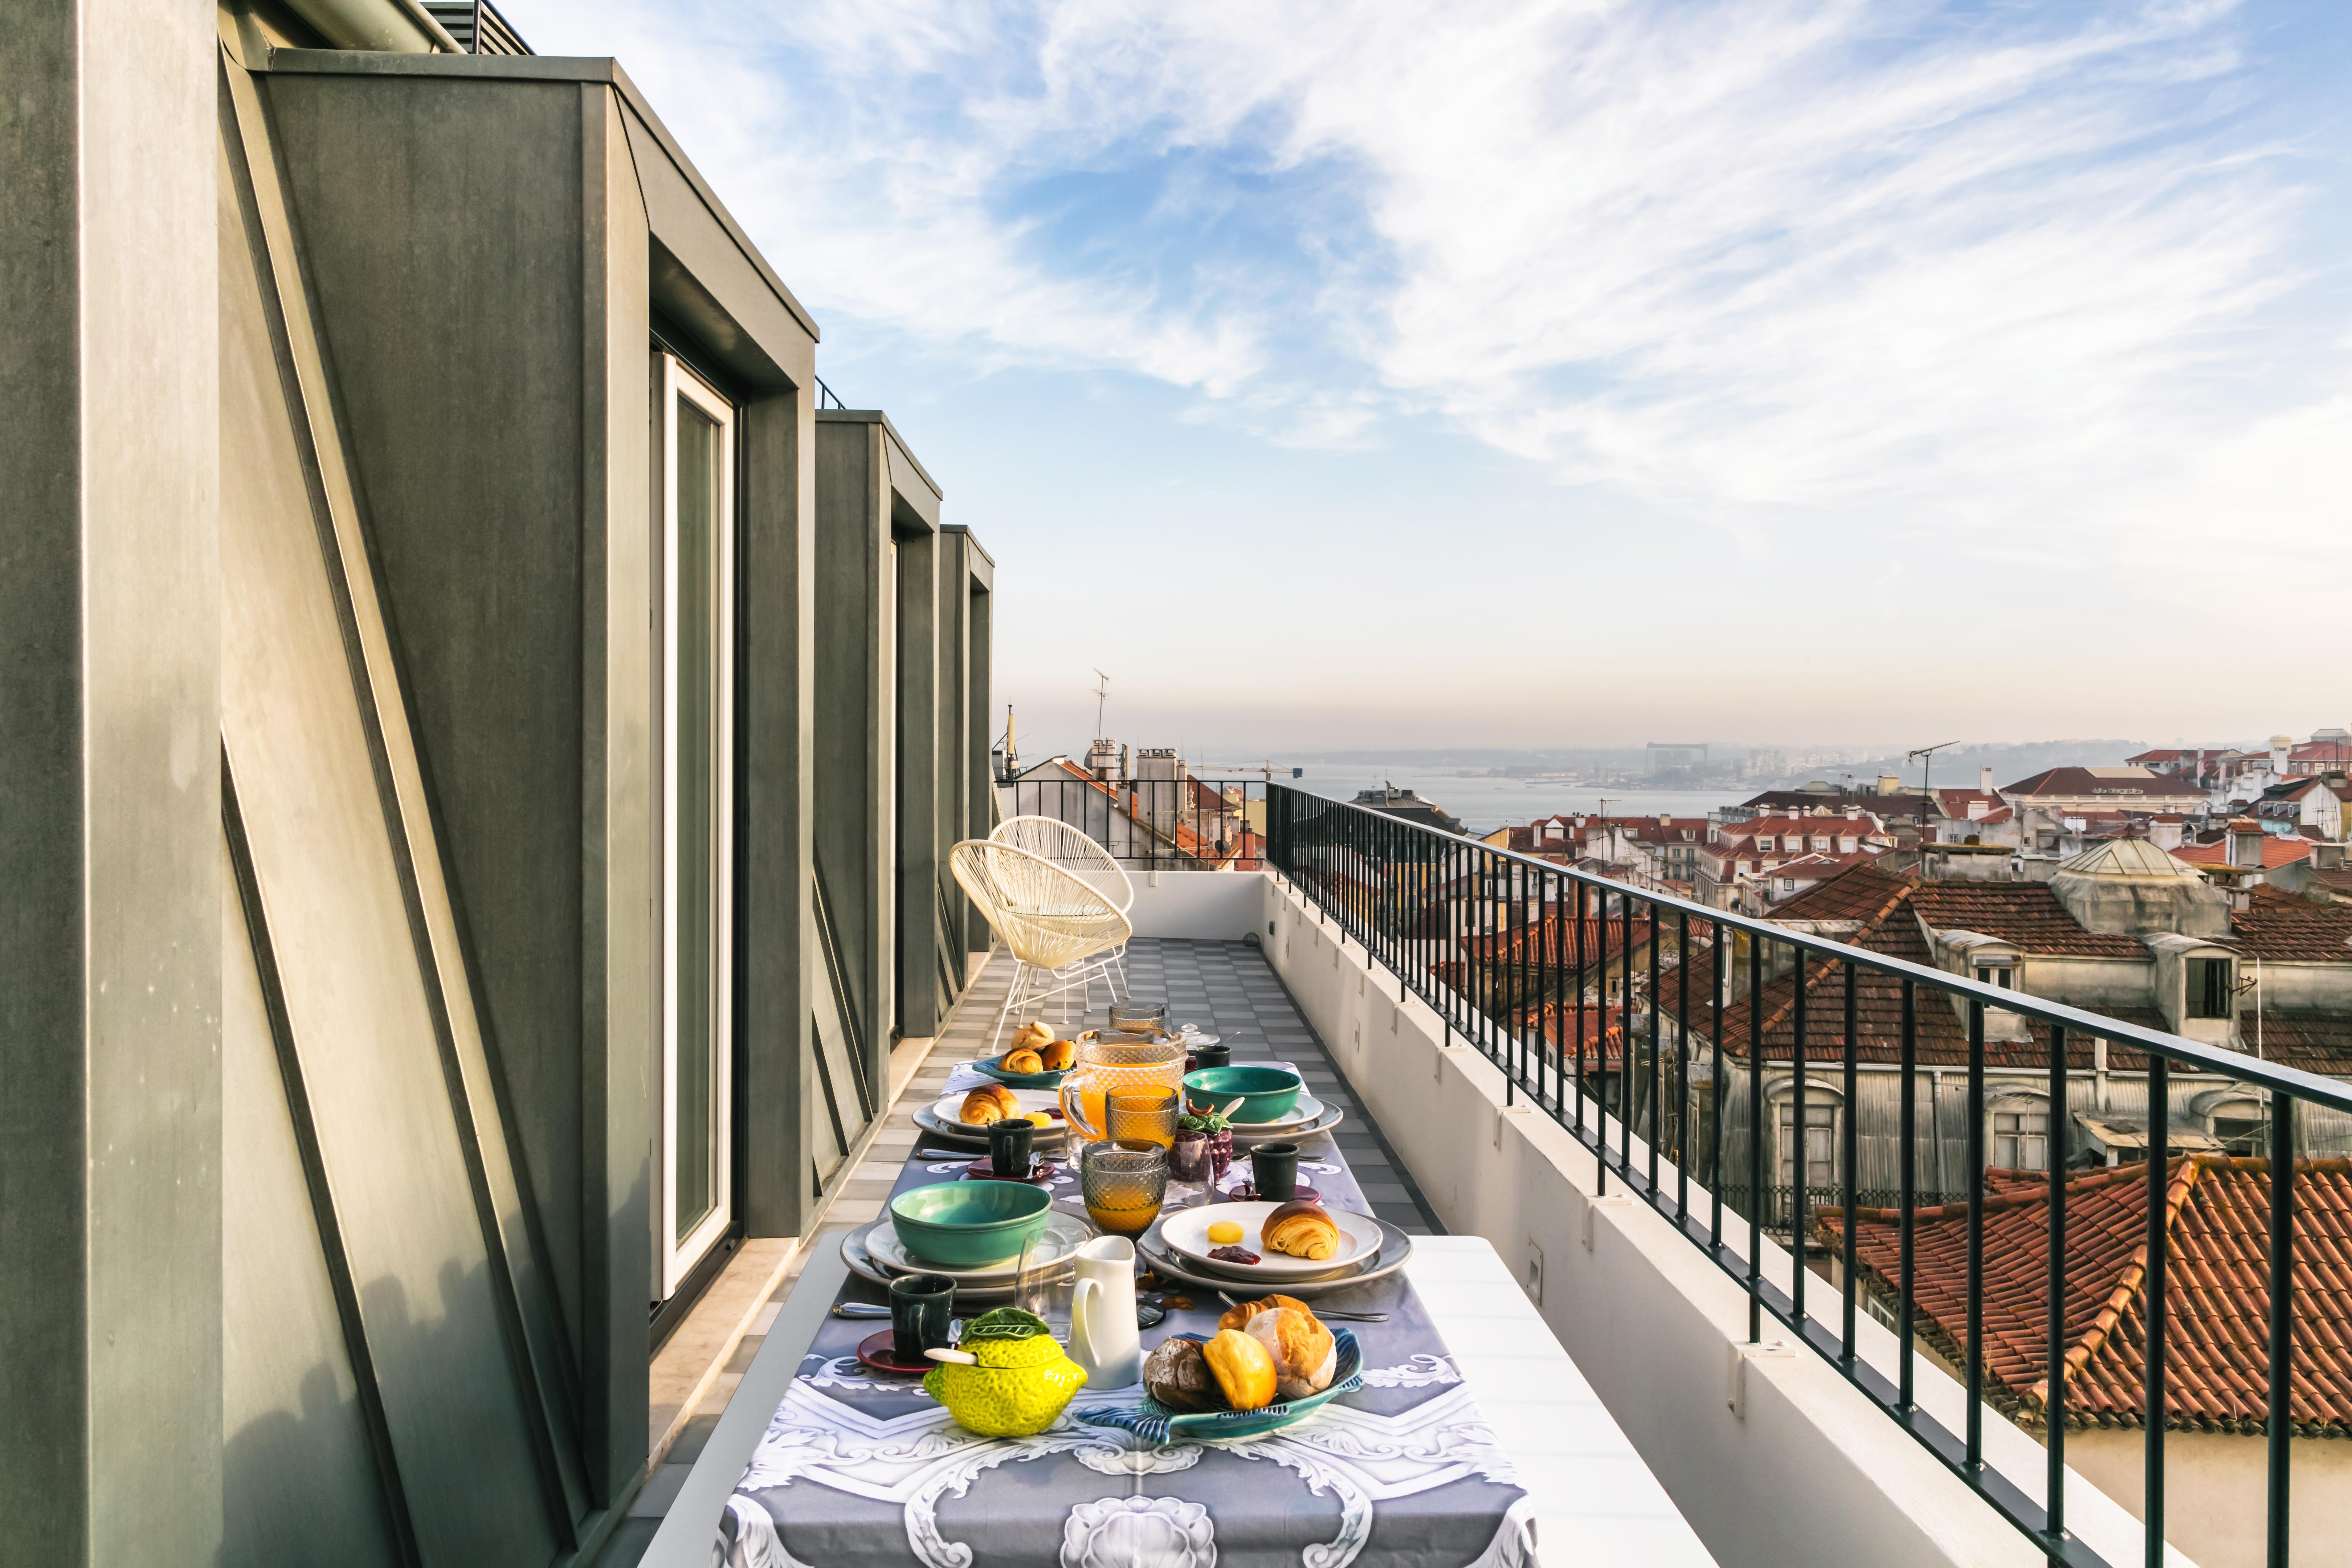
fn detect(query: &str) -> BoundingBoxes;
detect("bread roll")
[1012,1021,1055,1051]
[1215,1293,1314,1334]
[1201,1329,1277,1412]
[1142,1337,1218,1412]
[1245,1308,1337,1400]
[958,1084,1022,1126]
[1261,1201,1342,1261]
[1039,1037,1076,1070]
[1000,1048,1045,1074]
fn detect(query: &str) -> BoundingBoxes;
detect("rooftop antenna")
[1908,740,1959,813]
[1093,669,1110,740]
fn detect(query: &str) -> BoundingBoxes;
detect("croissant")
[1216,1293,1315,1334]
[958,1084,1023,1126]
[1245,1307,1336,1400]
[1261,1201,1341,1262]
[1013,1021,1055,1051]
[1201,1329,1277,1412]
[1000,1048,1046,1074]
[1038,1037,1076,1070]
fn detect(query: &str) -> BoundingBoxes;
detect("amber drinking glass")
[1106,1091,1179,1150]
[1059,1036,1188,1143]
[1080,1141,1168,1236]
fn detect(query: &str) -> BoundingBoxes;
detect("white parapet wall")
[1251,869,2186,1568]
[1122,867,1274,943]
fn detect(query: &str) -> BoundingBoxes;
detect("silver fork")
[1218,1289,1387,1324]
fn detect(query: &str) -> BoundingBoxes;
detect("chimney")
[2229,818,2264,869]
[2150,817,2184,850]
[1877,775,1900,795]
[2272,734,2292,774]
[1980,766,1994,792]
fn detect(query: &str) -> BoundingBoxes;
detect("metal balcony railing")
[1261,783,2341,1568]
[996,773,1267,872]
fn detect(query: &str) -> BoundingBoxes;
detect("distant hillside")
[1764,740,2153,792]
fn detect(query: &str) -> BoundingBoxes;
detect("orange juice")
[1085,1196,1162,1234]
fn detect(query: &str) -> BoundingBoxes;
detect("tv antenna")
[1908,740,1960,805]
[1092,669,1110,740]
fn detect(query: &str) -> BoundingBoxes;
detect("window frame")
[2185,956,2233,1020]
[657,352,739,1300]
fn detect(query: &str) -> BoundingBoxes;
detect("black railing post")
[1748,934,1764,1343]
[2268,1090,2295,1568]
[1842,960,1858,1364]
[2046,1023,2068,1554]
[2145,1054,2168,1568]
[1649,897,1662,1196]
[1711,929,1724,1246]
[1792,951,1809,1323]
[1900,976,1916,1414]
[1967,998,1985,1471]
[1677,911,1690,1220]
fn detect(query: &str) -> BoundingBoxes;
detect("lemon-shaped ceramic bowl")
[889,1180,1053,1268]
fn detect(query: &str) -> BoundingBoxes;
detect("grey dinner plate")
[1134,1214,1413,1299]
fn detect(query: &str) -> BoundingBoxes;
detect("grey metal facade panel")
[814,419,894,1102]
[741,388,826,1234]
[259,71,597,1364]
[579,82,655,1509]
[216,110,560,1560]
[934,536,971,982]
[894,530,943,1036]
[0,3,222,1561]
[220,833,407,1568]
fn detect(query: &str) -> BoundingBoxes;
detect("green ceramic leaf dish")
[1076,1330,1363,1444]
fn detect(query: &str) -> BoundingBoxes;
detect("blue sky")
[509,0,2352,761]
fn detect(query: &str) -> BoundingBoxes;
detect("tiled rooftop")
[2233,885,2352,961]
[1825,1157,2352,1435]
[599,937,1438,1564]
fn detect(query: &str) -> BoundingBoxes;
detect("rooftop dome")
[2055,837,2206,883]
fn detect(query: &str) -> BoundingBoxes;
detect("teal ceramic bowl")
[1183,1065,1303,1125]
[889,1180,1052,1268]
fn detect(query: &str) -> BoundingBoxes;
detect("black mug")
[987,1116,1035,1179]
[1193,1044,1232,1071]
[1252,1142,1300,1203]
[889,1272,956,1361]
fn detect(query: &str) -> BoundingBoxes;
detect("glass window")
[1977,964,2014,990]
[660,355,735,1298]
[1992,1108,2048,1170]
[2186,957,2233,1019]
[1779,1100,1837,1191]
[2211,1099,2266,1152]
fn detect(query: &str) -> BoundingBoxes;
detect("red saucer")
[856,1330,935,1377]
[962,1156,1061,1186]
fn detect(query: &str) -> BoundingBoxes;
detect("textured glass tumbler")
[1106,1091,1179,1150]
[1080,1140,1168,1236]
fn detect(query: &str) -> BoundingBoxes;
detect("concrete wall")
[2067,1428,2349,1568]
[1253,870,2189,1568]
[1124,869,1270,943]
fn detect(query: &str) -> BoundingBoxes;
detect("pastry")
[1039,1036,1076,1070]
[1200,1329,1277,1411]
[1012,1021,1055,1052]
[958,1084,1022,1126]
[1141,1337,1218,1412]
[1000,1048,1046,1074]
[1260,1201,1342,1262]
[1244,1307,1336,1400]
[1217,1293,1314,1333]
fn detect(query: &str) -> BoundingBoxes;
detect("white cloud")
[522,0,2348,606]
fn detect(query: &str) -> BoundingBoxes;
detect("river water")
[1200,761,1750,836]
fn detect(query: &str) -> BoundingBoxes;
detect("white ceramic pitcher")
[1068,1235,1140,1389]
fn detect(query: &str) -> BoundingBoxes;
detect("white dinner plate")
[1158,1200,1383,1281]
[862,1209,1092,1281]
[930,1086,1065,1129]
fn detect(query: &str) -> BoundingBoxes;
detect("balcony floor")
[602,937,1441,1564]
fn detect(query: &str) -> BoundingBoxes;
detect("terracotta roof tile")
[2233,886,2352,961]
[1908,881,2146,958]
[1823,1158,2352,1435]
[2175,838,2316,871]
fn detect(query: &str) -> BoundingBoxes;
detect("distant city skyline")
[512,1,2352,744]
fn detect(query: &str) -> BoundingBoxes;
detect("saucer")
[855,1330,935,1377]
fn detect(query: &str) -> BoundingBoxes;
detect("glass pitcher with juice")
[1058,1033,1187,1144]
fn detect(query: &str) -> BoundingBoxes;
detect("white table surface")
[642,1233,1716,1567]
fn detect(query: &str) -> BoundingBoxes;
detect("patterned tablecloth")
[716,1086,1535,1568]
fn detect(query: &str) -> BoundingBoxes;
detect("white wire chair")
[991,815,1135,1000]
[949,840,1134,1053]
